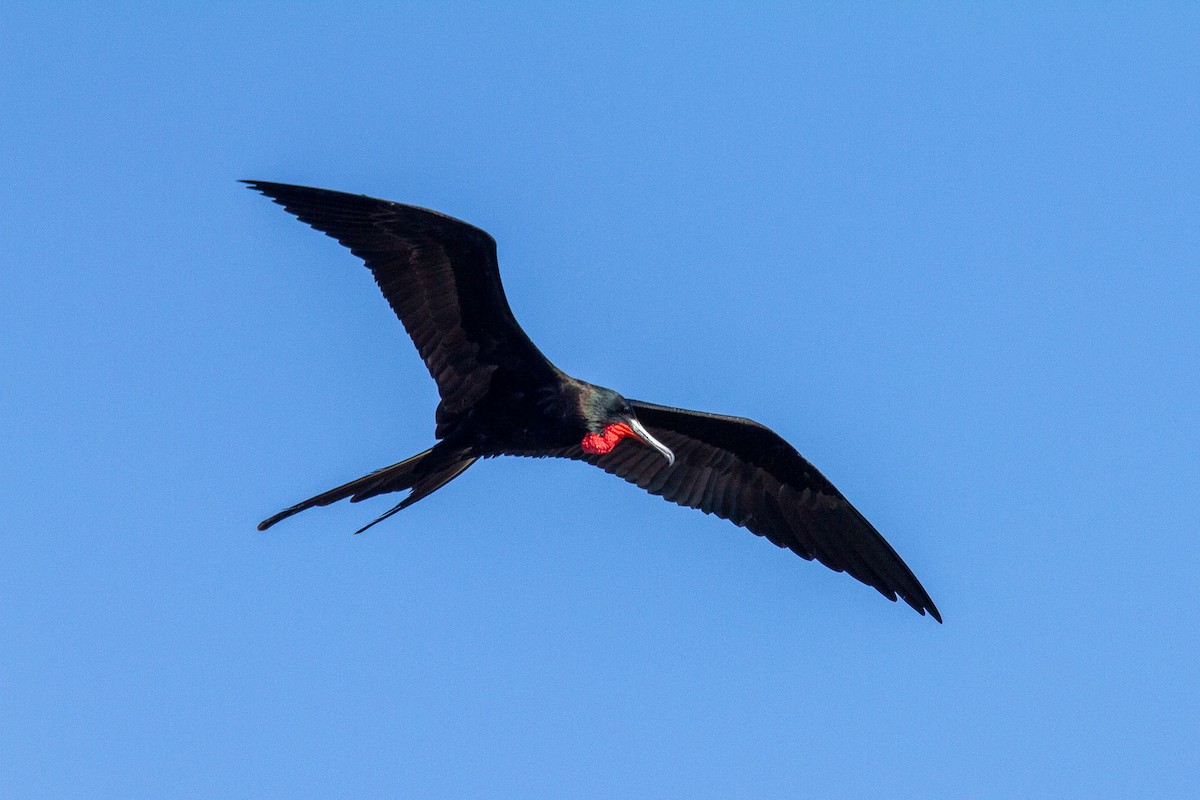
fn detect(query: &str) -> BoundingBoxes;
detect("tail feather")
[353,456,479,534]
[258,447,440,531]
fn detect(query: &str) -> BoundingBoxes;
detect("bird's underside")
[245,179,941,622]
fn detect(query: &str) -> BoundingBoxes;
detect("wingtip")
[239,179,340,207]
[240,179,288,194]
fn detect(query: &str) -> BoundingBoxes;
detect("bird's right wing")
[244,181,558,434]
[564,400,941,621]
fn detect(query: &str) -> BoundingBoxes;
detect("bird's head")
[578,386,675,466]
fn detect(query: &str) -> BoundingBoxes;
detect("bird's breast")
[461,389,582,454]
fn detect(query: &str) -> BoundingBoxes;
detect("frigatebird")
[245,180,941,622]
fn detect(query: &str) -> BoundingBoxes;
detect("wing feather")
[244,181,558,434]
[565,400,941,621]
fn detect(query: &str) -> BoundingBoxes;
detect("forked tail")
[257,446,478,533]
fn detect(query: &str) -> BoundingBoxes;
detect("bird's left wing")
[558,400,941,621]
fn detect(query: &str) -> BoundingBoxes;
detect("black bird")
[245,180,941,622]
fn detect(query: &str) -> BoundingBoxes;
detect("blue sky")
[2,4,1197,797]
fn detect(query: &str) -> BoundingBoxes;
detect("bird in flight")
[245,181,941,621]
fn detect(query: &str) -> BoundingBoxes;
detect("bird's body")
[246,180,941,622]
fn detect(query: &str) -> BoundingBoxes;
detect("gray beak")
[627,418,676,467]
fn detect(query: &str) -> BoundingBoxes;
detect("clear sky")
[2,4,1197,798]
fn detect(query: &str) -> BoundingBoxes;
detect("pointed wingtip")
[240,179,285,196]
[917,598,943,624]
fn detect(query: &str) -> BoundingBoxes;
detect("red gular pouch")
[580,422,637,455]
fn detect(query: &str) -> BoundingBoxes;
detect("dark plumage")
[245,180,941,622]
